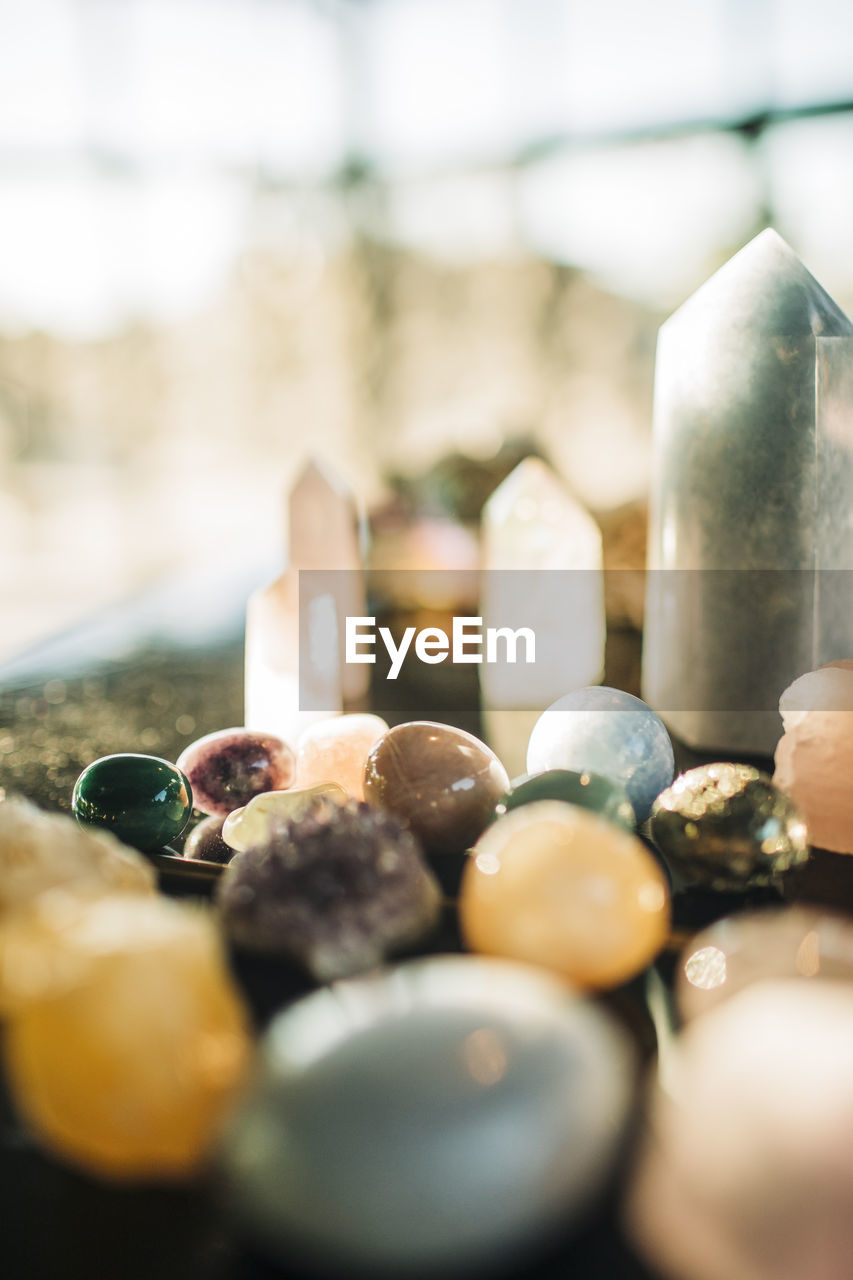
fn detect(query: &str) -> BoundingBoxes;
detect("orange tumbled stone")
[459,800,670,990]
[296,714,389,800]
[2,894,251,1182]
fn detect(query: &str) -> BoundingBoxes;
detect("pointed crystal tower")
[244,459,368,744]
[642,229,853,754]
[480,458,605,776]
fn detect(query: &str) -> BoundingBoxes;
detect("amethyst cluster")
[216,798,441,981]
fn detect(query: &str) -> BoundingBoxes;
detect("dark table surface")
[1,563,849,1280]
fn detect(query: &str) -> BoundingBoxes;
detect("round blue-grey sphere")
[526,686,675,823]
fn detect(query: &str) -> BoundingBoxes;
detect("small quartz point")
[642,230,853,755]
[480,458,605,776]
[245,459,368,743]
[773,660,853,853]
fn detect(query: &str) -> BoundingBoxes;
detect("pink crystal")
[295,714,389,801]
[626,981,853,1280]
[773,661,853,853]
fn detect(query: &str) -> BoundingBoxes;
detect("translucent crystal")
[0,795,155,920]
[244,459,367,743]
[642,230,853,754]
[774,661,853,853]
[480,459,605,777]
[2,894,251,1181]
[221,783,346,853]
[295,713,389,800]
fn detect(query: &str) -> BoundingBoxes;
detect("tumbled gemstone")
[773,662,853,853]
[220,955,636,1275]
[676,906,853,1023]
[0,795,154,918]
[221,783,347,853]
[72,754,193,852]
[363,721,510,853]
[295,713,389,800]
[176,728,295,818]
[216,798,441,981]
[459,800,670,989]
[1,893,251,1181]
[650,763,809,891]
[526,687,675,823]
[182,815,234,865]
[495,769,635,830]
[626,981,853,1280]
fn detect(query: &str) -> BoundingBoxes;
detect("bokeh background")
[3,0,853,661]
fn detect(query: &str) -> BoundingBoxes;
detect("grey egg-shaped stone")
[220,956,637,1275]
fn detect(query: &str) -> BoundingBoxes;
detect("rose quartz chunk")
[626,981,853,1280]
[773,661,853,853]
[296,714,389,801]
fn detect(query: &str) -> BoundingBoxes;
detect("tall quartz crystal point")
[481,458,605,776]
[245,459,367,744]
[642,229,853,754]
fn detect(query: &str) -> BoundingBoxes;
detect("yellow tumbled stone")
[295,714,390,800]
[2,893,251,1182]
[222,783,346,852]
[0,795,155,919]
[459,800,670,990]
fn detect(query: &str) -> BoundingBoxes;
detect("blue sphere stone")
[526,687,675,823]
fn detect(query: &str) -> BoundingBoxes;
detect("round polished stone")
[460,800,670,990]
[2,893,251,1181]
[177,728,295,818]
[296,713,389,800]
[222,783,347,853]
[72,754,193,852]
[217,798,441,981]
[495,769,635,830]
[626,981,853,1280]
[526,687,674,823]
[220,955,636,1274]
[676,906,853,1023]
[650,763,809,891]
[182,815,234,865]
[363,721,510,853]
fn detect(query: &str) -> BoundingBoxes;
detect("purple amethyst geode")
[215,798,441,980]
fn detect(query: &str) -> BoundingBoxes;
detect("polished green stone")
[72,754,193,852]
[494,769,636,830]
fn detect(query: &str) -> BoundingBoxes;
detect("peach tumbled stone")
[296,714,389,801]
[459,800,670,990]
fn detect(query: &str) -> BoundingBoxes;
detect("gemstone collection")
[9,229,853,1279]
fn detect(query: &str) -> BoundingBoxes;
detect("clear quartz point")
[642,229,853,754]
[480,458,605,776]
[244,458,367,744]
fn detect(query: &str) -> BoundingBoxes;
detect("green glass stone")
[72,754,193,852]
[494,769,636,831]
[650,762,810,891]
